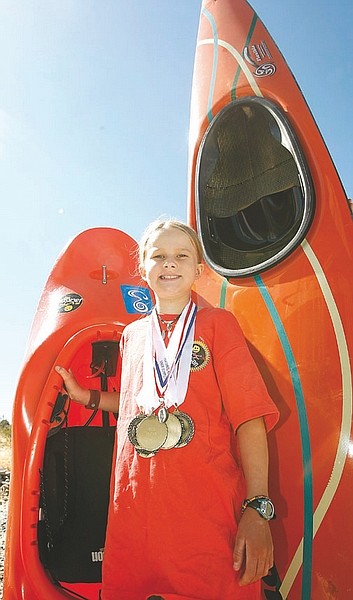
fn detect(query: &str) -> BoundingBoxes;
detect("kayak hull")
[4,227,153,600]
[188,1,353,599]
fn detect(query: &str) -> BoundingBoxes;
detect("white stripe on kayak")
[198,38,263,97]
[280,239,352,597]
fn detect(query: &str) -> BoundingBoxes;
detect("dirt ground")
[0,443,11,471]
[0,431,11,596]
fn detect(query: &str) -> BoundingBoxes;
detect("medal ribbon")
[153,300,194,390]
[136,299,197,413]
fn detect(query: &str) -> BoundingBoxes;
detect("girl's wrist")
[71,388,90,406]
[85,389,101,410]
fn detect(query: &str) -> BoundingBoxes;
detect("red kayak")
[4,227,153,599]
[188,1,353,598]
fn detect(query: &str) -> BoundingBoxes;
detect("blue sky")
[1,0,352,421]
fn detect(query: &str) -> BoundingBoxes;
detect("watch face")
[243,496,276,520]
[259,499,275,519]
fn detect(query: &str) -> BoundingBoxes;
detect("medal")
[128,414,146,448]
[128,413,164,456]
[135,414,167,452]
[128,407,195,455]
[135,447,157,459]
[160,412,183,450]
[174,410,195,448]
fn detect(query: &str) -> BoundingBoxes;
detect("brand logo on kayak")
[121,284,153,314]
[58,293,83,313]
[243,40,276,77]
[91,547,104,563]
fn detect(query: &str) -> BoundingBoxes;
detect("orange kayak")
[3,228,154,599]
[188,1,353,599]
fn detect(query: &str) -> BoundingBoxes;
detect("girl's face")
[140,227,203,310]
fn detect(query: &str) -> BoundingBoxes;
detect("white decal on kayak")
[254,62,276,77]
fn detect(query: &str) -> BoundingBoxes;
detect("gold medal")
[129,405,195,455]
[135,447,157,459]
[135,414,167,452]
[128,414,146,448]
[174,410,195,448]
[161,412,183,450]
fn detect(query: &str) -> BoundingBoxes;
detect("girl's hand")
[55,366,89,406]
[233,507,273,586]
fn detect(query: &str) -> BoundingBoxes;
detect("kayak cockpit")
[37,335,120,598]
[196,97,315,277]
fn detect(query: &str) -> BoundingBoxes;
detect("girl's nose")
[163,258,176,268]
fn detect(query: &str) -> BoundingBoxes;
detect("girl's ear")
[195,263,204,279]
[139,265,147,281]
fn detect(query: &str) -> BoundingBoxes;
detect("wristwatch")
[242,495,276,520]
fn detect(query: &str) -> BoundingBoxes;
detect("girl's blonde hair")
[138,218,203,269]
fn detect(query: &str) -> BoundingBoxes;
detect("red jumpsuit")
[102,308,279,600]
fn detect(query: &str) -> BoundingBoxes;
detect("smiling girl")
[56,218,279,600]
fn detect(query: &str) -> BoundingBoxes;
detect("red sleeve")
[208,308,279,432]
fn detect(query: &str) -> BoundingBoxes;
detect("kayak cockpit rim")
[195,97,315,278]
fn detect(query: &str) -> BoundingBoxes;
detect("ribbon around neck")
[135,299,197,414]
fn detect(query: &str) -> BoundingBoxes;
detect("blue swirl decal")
[121,285,153,314]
